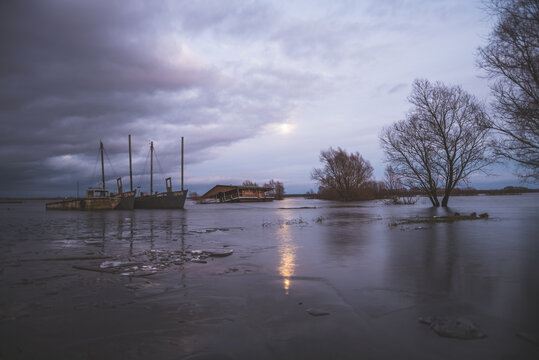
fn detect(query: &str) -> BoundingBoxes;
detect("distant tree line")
[310,0,537,206]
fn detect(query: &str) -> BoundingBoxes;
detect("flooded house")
[200,185,274,203]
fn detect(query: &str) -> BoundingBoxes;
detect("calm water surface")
[1,195,538,359]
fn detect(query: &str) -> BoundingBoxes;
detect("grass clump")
[391,212,489,226]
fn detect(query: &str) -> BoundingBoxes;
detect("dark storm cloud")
[0,0,324,196]
[0,1,216,155]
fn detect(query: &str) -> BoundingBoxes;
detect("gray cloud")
[0,0,326,196]
[1,0,495,196]
[388,83,408,94]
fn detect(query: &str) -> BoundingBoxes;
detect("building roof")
[201,184,273,199]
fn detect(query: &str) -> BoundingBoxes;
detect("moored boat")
[134,178,187,209]
[113,177,136,210]
[46,188,122,210]
[46,139,135,210]
[134,137,188,209]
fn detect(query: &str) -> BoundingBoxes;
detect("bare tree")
[383,165,417,205]
[384,165,403,194]
[188,191,200,200]
[242,180,258,186]
[311,147,374,201]
[478,0,539,181]
[380,79,492,207]
[264,179,285,200]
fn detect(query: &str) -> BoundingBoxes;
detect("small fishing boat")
[46,140,135,210]
[134,137,188,209]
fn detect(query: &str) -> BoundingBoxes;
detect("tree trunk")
[441,188,452,207]
[428,191,440,207]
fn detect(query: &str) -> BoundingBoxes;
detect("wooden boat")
[46,188,120,210]
[113,177,136,210]
[134,138,187,209]
[46,140,135,210]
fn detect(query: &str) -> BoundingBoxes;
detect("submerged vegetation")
[390,212,489,227]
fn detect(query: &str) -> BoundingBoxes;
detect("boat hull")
[114,191,136,210]
[46,197,122,210]
[134,190,187,209]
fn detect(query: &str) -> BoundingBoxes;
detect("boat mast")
[181,137,184,192]
[129,134,133,192]
[150,141,153,195]
[100,141,105,190]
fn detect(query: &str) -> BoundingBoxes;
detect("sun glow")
[279,123,294,134]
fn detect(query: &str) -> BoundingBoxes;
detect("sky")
[0,0,528,197]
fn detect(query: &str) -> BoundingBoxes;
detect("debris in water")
[418,317,486,339]
[132,270,158,277]
[100,261,139,269]
[306,308,330,317]
[262,217,309,228]
[204,249,233,257]
[72,247,233,276]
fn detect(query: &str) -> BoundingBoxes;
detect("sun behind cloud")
[279,123,295,135]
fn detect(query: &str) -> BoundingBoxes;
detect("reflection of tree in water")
[421,225,459,294]
[277,225,297,295]
[320,208,374,258]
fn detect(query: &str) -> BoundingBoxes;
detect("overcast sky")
[0,0,525,197]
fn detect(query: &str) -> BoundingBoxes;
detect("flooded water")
[1,195,538,359]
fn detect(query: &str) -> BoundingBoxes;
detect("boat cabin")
[86,188,110,198]
[201,185,274,203]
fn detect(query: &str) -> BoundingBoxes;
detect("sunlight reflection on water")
[277,224,297,295]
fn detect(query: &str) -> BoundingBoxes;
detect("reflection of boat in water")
[134,137,187,209]
[46,140,135,211]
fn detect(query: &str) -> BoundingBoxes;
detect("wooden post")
[100,141,105,189]
[181,137,184,192]
[150,141,153,195]
[129,134,133,192]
